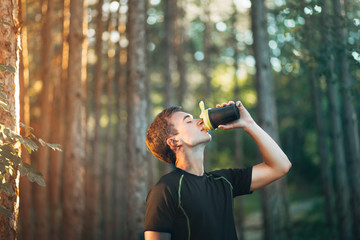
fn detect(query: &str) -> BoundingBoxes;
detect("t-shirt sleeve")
[144,182,178,233]
[213,167,253,197]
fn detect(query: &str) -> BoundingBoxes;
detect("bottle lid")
[199,101,214,130]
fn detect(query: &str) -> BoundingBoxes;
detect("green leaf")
[19,122,33,131]
[27,171,46,187]
[47,143,63,152]
[0,22,12,27]
[19,162,46,187]
[0,100,8,111]
[0,145,16,160]
[0,154,10,166]
[0,204,12,218]
[19,163,27,176]
[3,128,12,140]
[38,138,46,147]
[0,64,15,73]
[0,92,7,100]
[23,137,38,152]
[0,162,5,172]
[0,182,14,195]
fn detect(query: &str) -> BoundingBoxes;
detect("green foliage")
[0,63,16,73]
[0,88,62,218]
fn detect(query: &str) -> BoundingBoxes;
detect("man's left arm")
[218,101,291,191]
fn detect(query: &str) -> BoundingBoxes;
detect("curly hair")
[146,106,182,165]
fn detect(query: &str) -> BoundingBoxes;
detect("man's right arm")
[144,231,171,240]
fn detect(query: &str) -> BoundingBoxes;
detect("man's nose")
[197,119,204,126]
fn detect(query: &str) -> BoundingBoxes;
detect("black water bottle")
[199,101,240,130]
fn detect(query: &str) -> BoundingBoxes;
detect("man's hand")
[216,100,291,191]
[216,100,255,130]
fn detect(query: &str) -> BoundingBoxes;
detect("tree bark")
[18,0,33,239]
[202,0,212,100]
[309,68,337,237]
[61,0,86,239]
[174,0,187,106]
[49,1,66,239]
[126,0,148,238]
[34,0,54,238]
[84,1,103,239]
[0,1,20,239]
[164,0,174,107]
[319,1,353,239]
[114,7,127,238]
[332,0,360,237]
[250,1,291,239]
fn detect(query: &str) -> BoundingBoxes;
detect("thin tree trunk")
[19,0,33,238]
[251,1,291,239]
[85,1,103,239]
[126,0,148,238]
[104,32,115,240]
[202,0,212,100]
[164,0,174,107]
[114,8,127,238]
[332,0,360,237]
[231,6,245,238]
[61,0,86,238]
[49,1,66,239]
[35,0,54,238]
[319,2,353,239]
[309,68,337,237]
[174,0,187,106]
[0,1,20,239]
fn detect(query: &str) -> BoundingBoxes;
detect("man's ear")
[167,137,181,149]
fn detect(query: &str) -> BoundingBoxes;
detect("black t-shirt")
[144,167,253,240]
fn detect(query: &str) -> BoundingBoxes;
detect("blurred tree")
[19,0,33,239]
[61,0,87,239]
[84,1,103,239]
[175,0,187,106]
[126,0,149,239]
[49,0,66,239]
[320,1,353,239]
[301,2,337,235]
[113,2,128,238]
[164,0,175,107]
[202,0,212,100]
[251,0,291,239]
[0,1,20,239]
[332,0,360,237]
[34,0,55,238]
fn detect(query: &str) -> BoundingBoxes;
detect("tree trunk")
[174,0,187,106]
[319,1,353,239]
[325,66,353,240]
[114,8,127,238]
[49,1,66,239]
[61,0,86,238]
[126,0,148,238]
[251,1,291,239]
[0,1,20,239]
[309,68,337,237]
[231,7,245,238]
[34,0,54,238]
[19,0,33,239]
[332,0,360,236]
[104,30,115,239]
[164,0,174,107]
[84,1,103,239]
[202,0,212,100]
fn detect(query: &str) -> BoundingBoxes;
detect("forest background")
[0,0,359,239]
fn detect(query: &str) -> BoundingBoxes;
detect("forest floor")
[243,197,322,240]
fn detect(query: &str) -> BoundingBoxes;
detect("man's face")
[169,111,212,147]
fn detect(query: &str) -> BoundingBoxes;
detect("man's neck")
[175,145,205,176]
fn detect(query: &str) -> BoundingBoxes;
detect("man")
[144,101,291,240]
